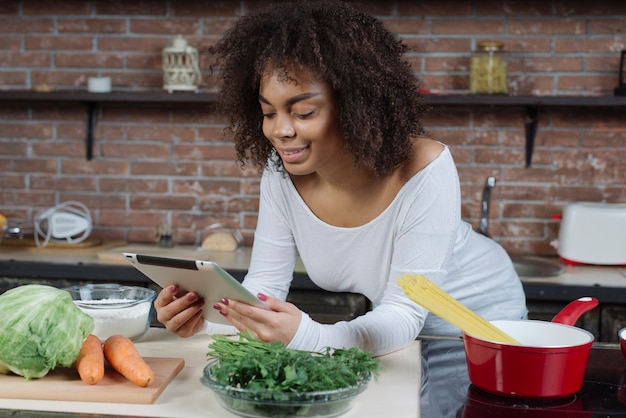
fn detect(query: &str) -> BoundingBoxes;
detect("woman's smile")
[277,145,310,162]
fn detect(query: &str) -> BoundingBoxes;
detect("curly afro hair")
[208,0,428,177]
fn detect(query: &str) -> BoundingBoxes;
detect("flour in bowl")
[74,299,152,341]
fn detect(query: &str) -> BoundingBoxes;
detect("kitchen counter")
[1,241,625,295]
[0,328,421,417]
[1,240,626,341]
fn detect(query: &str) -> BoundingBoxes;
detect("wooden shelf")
[1,91,625,163]
[2,90,626,106]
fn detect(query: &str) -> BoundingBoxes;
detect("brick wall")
[1,0,625,255]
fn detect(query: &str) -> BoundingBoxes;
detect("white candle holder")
[162,35,202,93]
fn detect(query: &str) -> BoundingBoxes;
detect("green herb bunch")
[206,331,382,393]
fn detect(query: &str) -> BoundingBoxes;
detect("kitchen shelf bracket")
[84,102,96,160]
[525,106,539,167]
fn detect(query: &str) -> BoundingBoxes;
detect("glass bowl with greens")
[200,332,381,418]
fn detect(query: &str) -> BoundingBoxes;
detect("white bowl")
[64,284,156,341]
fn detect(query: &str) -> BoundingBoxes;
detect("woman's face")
[259,68,346,177]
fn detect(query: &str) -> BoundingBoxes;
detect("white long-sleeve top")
[233,146,526,356]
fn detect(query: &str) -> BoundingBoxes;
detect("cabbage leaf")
[0,284,94,379]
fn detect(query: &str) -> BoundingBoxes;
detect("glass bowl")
[64,284,156,341]
[200,361,370,418]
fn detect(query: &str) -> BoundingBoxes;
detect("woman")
[154,1,526,407]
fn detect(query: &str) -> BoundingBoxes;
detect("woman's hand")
[213,294,301,346]
[154,285,206,338]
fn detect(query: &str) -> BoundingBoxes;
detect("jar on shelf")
[470,41,508,95]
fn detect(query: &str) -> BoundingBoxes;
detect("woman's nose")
[272,113,295,139]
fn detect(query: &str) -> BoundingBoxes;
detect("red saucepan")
[462,297,599,398]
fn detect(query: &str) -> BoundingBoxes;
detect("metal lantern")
[162,35,202,93]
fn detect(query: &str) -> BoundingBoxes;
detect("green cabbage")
[0,284,94,379]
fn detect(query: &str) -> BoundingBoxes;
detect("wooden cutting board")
[0,357,184,404]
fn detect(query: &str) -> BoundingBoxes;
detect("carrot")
[75,334,105,385]
[103,335,154,387]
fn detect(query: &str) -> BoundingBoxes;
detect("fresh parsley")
[206,331,382,393]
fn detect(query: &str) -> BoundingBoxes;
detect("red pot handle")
[551,297,599,326]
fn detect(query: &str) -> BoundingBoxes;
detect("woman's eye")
[262,112,276,119]
[294,110,315,119]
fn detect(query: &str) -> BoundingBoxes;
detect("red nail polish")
[220,298,229,305]
[187,292,198,302]
[213,304,221,310]
[257,293,267,301]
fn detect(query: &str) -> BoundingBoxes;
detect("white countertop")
[0,328,421,417]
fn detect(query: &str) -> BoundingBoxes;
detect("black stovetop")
[421,337,626,418]
[461,344,626,417]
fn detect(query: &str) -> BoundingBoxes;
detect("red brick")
[94,1,167,16]
[0,71,27,85]
[5,158,57,173]
[555,37,626,53]
[31,174,97,191]
[172,179,240,195]
[23,0,90,15]
[56,52,125,69]
[432,19,505,35]
[0,35,21,51]
[420,73,468,91]
[1,123,53,139]
[99,177,168,193]
[99,210,164,227]
[0,18,53,33]
[558,74,617,95]
[126,125,197,142]
[130,194,197,210]
[170,0,242,17]
[61,159,130,175]
[475,2,552,16]
[0,52,51,67]
[127,53,162,70]
[397,0,472,15]
[0,141,28,156]
[130,18,200,35]
[32,140,85,157]
[0,190,56,207]
[57,18,126,33]
[0,2,18,14]
[101,142,170,159]
[200,160,254,177]
[61,193,126,210]
[382,18,429,35]
[554,3,626,16]
[173,143,236,160]
[510,56,583,72]
[131,161,199,176]
[509,19,586,35]
[425,56,470,72]
[589,19,626,34]
[0,174,25,189]
[25,35,93,50]
[402,37,470,53]
[97,36,165,52]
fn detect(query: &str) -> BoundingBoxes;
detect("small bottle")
[470,41,508,95]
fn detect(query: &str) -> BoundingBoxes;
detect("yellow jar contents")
[470,41,508,94]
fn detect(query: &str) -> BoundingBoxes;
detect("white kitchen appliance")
[556,202,626,265]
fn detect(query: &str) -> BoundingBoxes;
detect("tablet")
[123,252,267,325]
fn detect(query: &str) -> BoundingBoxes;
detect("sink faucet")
[478,176,496,237]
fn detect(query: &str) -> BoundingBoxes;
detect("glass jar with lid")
[470,41,508,95]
